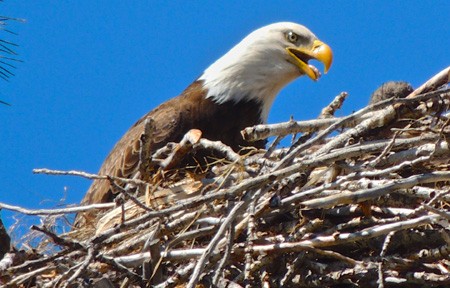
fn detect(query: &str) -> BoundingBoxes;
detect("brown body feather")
[80,81,265,207]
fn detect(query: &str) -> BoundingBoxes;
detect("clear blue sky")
[1,1,449,234]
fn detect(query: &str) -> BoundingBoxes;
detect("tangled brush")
[1,67,450,287]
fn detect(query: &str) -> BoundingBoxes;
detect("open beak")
[286,39,333,81]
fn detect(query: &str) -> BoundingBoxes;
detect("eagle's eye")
[286,31,298,43]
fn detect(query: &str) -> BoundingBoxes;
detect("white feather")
[199,22,317,122]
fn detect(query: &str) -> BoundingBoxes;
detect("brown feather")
[78,81,265,210]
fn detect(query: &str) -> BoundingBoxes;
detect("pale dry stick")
[150,142,177,165]
[62,246,96,287]
[369,131,400,167]
[101,216,158,247]
[359,154,433,178]
[301,171,450,209]
[8,265,57,286]
[31,169,152,215]
[422,204,450,221]
[41,261,83,288]
[159,248,206,260]
[378,231,396,288]
[114,245,358,282]
[168,226,217,250]
[216,186,271,251]
[109,181,153,212]
[366,216,406,228]
[425,188,450,207]
[377,139,450,168]
[261,271,270,288]
[195,216,223,226]
[264,134,284,158]
[196,138,242,163]
[164,210,201,231]
[315,105,398,158]
[153,261,196,288]
[408,66,450,98]
[319,92,348,118]
[160,131,243,171]
[103,251,150,268]
[308,149,436,202]
[305,246,360,265]
[187,200,245,288]
[396,88,450,108]
[106,226,159,256]
[242,117,338,142]
[31,225,84,250]
[212,224,235,286]
[377,207,416,217]
[7,249,82,275]
[281,175,379,209]
[230,195,272,248]
[403,271,450,286]
[33,168,149,187]
[241,92,350,142]
[279,255,305,287]
[80,249,148,284]
[96,253,143,282]
[244,188,260,283]
[266,92,347,159]
[285,92,348,158]
[0,201,114,215]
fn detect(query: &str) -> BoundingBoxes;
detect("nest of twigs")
[1,67,450,287]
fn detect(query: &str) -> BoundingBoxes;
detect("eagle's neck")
[198,41,298,123]
[199,73,281,123]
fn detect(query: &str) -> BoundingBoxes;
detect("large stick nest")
[1,67,450,287]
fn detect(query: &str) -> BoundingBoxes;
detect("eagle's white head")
[199,22,333,122]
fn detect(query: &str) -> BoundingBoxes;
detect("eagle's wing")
[80,99,182,206]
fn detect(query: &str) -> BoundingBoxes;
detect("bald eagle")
[77,22,332,222]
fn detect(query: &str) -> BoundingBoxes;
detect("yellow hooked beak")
[286,39,333,81]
